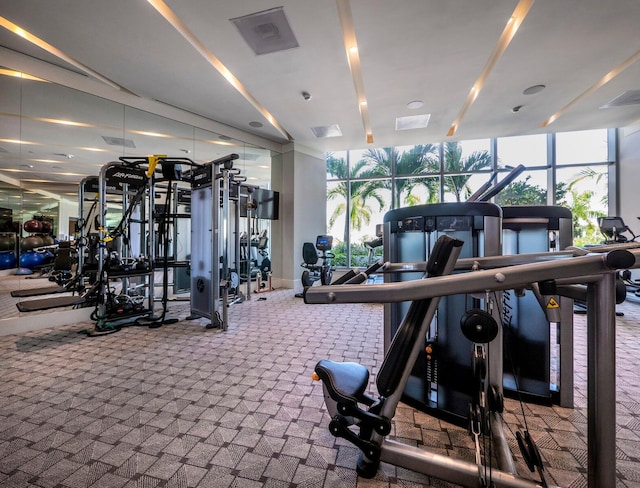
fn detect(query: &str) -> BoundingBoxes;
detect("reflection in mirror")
[0,67,280,322]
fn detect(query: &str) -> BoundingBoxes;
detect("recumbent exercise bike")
[300,235,335,287]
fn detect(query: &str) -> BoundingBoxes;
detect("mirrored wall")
[0,68,279,318]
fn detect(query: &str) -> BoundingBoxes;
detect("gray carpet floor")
[0,287,639,487]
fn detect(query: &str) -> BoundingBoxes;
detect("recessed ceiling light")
[407,100,424,109]
[249,121,264,128]
[523,84,546,95]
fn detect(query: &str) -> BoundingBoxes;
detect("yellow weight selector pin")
[311,372,320,381]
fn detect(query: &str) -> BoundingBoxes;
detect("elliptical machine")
[299,235,335,291]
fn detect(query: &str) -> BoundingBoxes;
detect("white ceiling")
[1,0,640,200]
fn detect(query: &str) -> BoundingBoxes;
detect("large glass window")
[495,169,548,206]
[348,179,391,267]
[442,141,493,202]
[556,129,608,164]
[497,134,547,167]
[326,151,347,180]
[556,166,608,245]
[327,129,615,265]
[458,138,492,159]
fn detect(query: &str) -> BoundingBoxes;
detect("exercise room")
[1,1,640,487]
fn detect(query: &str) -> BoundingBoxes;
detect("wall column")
[271,143,326,291]
[618,124,640,278]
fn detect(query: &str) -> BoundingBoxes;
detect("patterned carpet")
[0,288,639,487]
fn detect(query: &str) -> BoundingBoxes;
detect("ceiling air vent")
[231,7,299,55]
[310,125,342,139]
[601,90,640,108]
[396,114,431,131]
[102,136,136,148]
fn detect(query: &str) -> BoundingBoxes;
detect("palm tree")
[442,142,492,201]
[326,154,384,244]
[361,144,439,207]
[556,168,608,245]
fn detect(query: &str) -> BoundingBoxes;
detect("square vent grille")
[231,7,299,55]
[395,114,431,131]
[311,125,342,138]
[102,136,136,148]
[601,90,640,108]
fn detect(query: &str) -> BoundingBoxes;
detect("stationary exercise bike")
[598,216,640,302]
[300,235,335,288]
[598,216,638,244]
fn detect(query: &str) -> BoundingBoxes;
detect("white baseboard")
[0,307,93,336]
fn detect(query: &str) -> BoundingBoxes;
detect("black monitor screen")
[599,217,625,231]
[255,188,280,220]
[315,235,333,251]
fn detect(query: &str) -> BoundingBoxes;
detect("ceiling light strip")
[34,117,95,128]
[447,0,535,137]
[336,0,373,144]
[146,0,292,141]
[0,68,48,82]
[0,16,134,94]
[541,48,640,127]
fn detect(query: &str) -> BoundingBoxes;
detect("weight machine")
[89,158,155,334]
[382,202,502,423]
[189,153,243,330]
[501,205,574,406]
[306,239,636,488]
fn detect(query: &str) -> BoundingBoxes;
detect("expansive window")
[327,129,614,263]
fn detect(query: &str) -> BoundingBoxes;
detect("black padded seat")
[315,359,370,405]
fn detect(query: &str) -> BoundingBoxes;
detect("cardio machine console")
[315,235,333,251]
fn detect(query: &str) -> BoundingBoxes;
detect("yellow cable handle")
[146,154,167,178]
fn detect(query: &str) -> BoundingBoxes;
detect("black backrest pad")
[302,242,319,265]
[377,235,461,397]
[426,234,458,277]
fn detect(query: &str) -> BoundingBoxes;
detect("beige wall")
[271,144,326,291]
[618,124,640,278]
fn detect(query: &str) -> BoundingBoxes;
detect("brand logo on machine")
[194,172,206,181]
[196,278,205,293]
[111,171,145,181]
